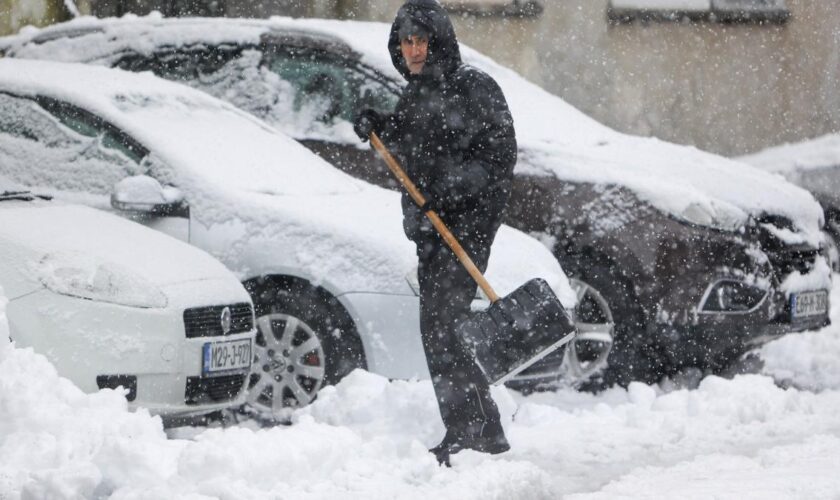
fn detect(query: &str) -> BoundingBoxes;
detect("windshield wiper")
[0,190,53,202]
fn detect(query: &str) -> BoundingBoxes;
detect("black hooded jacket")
[381,0,517,245]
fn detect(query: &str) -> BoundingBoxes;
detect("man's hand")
[353,109,384,142]
[420,182,448,213]
[421,178,465,213]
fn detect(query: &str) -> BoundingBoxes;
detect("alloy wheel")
[565,279,615,380]
[248,313,326,412]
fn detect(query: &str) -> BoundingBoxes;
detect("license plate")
[203,339,252,375]
[790,290,828,319]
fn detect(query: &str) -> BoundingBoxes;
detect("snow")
[2,275,840,498]
[0,201,233,288]
[739,134,840,174]
[1,14,824,243]
[760,275,840,392]
[0,58,574,306]
[778,256,833,297]
[610,0,710,11]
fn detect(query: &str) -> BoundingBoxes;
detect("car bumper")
[7,289,254,418]
[657,289,830,369]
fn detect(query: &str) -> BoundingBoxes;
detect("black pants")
[416,227,504,440]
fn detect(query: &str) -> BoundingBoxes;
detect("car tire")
[242,277,366,419]
[561,257,661,389]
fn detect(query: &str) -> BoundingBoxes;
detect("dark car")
[4,15,830,387]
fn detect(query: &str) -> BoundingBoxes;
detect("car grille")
[183,303,253,338]
[767,247,819,277]
[185,374,247,405]
[751,215,819,278]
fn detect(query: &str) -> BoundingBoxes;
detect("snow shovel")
[369,132,577,385]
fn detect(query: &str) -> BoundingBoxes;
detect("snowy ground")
[2,280,840,500]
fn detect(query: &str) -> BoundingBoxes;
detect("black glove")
[353,109,384,142]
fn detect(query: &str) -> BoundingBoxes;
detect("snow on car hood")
[0,58,572,302]
[183,179,574,305]
[0,201,235,289]
[4,15,819,239]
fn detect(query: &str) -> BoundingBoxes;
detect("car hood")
[189,182,576,307]
[0,202,237,288]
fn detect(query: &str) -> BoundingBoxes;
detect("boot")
[429,426,510,466]
[429,429,459,466]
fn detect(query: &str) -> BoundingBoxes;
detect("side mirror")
[111,175,187,217]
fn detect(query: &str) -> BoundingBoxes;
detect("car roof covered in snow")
[738,134,840,174]
[0,14,825,243]
[0,57,361,198]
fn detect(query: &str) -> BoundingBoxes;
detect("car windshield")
[109,91,362,197]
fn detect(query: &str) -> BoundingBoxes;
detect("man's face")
[400,34,429,75]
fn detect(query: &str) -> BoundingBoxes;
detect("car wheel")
[562,258,659,389]
[564,278,615,382]
[244,277,366,418]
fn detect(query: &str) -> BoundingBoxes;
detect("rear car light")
[700,280,768,313]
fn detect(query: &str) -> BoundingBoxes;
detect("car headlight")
[699,280,768,313]
[37,253,167,309]
[679,201,747,232]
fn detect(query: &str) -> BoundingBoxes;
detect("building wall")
[0,0,88,35]
[364,0,840,156]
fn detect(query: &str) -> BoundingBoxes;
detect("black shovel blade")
[457,278,577,385]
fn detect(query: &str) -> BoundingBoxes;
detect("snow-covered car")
[0,58,576,415]
[0,188,256,422]
[738,134,840,269]
[4,14,828,387]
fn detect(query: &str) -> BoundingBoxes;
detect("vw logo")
[220,306,232,334]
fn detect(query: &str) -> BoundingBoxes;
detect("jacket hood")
[389,0,461,81]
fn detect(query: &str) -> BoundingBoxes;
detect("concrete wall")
[0,0,88,35]
[363,1,840,157]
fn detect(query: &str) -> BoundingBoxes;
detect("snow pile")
[3,313,840,499]
[0,285,7,340]
[0,297,172,498]
[761,274,840,391]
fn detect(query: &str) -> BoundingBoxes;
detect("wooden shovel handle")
[370,132,501,303]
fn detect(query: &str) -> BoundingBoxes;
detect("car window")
[114,46,300,134]
[266,49,400,124]
[115,44,247,82]
[0,92,147,195]
[38,98,146,163]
